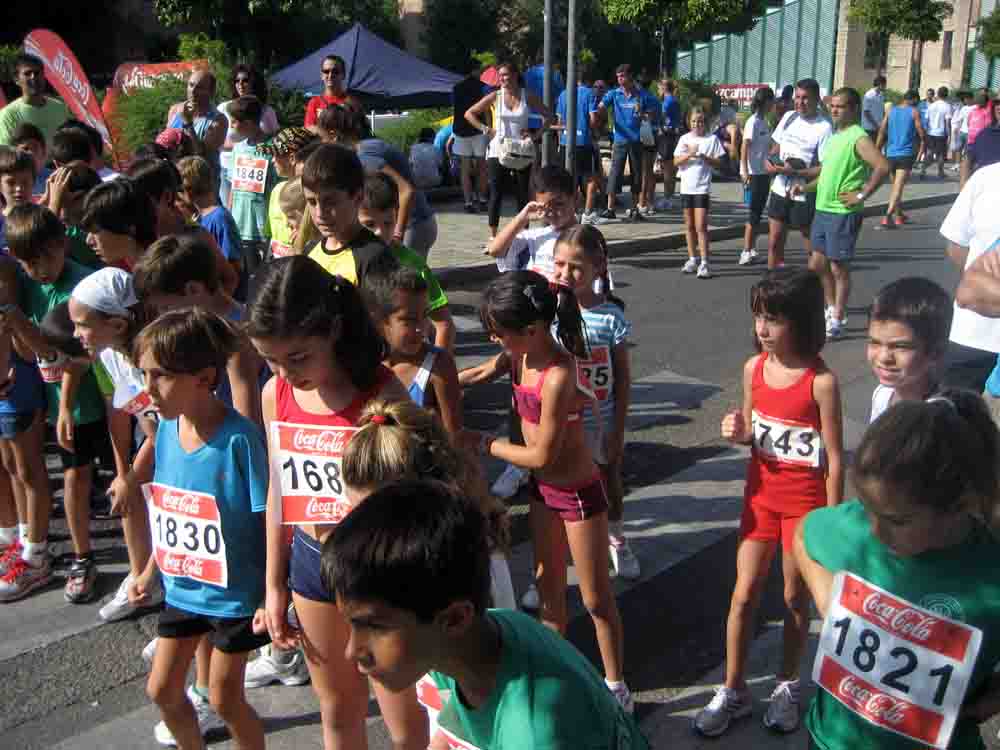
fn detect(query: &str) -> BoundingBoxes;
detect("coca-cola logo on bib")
[293,428,347,454]
[839,676,908,725]
[863,593,937,642]
[160,552,205,578]
[161,490,202,516]
[305,497,348,521]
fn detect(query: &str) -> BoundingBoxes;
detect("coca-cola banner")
[23,29,111,146]
[271,422,357,525]
[812,572,982,749]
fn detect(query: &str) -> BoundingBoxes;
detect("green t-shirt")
[19,258,105,425]
[429,609,649,750]
[815,124,870,214]
[0,97,72,147]
[391,244,448,313]
[66,225,103,270]
[230,139,278,242]
[803,500,1000,750]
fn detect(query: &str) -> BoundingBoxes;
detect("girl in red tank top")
[694,268,844,738]
[247,257,425,750]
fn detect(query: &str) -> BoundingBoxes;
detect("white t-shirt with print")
[940,161,1000,353]
[742,113,772,175]
[927,99,952,136]
[674,132,724,195]
[769,110,833,200]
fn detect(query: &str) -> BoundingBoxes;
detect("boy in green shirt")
[5,204,105,603]
[324,479,650,750]
[228,95,276,283]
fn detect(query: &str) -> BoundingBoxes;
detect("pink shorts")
[739,501,820,553]
[529,474,608,522]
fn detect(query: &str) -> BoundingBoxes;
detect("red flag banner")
[23,29,111,146]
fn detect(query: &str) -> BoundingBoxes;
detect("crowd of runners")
[2,46,1000,750]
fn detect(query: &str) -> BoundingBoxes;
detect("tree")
[422,0,500,73]
[847,0,952,43]
[978,7,1000,61]
[600,0,768,39]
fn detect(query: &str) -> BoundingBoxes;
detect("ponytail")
[553,284,588,359]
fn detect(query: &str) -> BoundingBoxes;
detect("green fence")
[969,0,1000,89]
[676,0,839,93]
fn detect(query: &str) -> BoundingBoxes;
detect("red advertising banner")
[714,83,771,108]
[23,29,111,146]
[0,89,7,109]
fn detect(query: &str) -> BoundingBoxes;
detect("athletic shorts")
[810,210,863,262]
[739,500,820,553]
[157,604,270,654]
[681,194,710,210]
[657,132,679,162]
[529,473,608,522]
[0,411,37,439]
[559,145,597,178]
[926,134,947,157]
[745,175,771,225]
[55,418,107,470]
[768,192,816,231]
[289,526,331,603]
[453,133,487,158]
[887,155,915,173]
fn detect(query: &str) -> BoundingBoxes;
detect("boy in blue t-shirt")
[177,155,242,287]
[128,307,269,749]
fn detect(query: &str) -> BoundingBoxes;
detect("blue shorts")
[289,527,332,603]
[0,411,37,439]
[810,210,863,262]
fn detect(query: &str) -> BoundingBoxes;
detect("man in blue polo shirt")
[557,81,603,223]
[591,64,656,221]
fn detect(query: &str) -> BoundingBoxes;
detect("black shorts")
[681,194,711,209]
[768,192,817,231]
[888,155,915,173]
[559,145,597,179]
[56,418,108,470]
[157,604,270,654]
[926,135,948,157]
[745,175,771,225]
[657,132,679,162]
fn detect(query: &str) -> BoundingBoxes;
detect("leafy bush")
[674,75,718,114]
[268,84,308,128]
[376,108,451,152]
[883,88,905,105]
[979,8,1000,61]
[112,77,187,153]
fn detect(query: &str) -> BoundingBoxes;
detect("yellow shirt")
[307,243,358,285]
[267,183,295,259]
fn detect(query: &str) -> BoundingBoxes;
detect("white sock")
[0,526,16,546]
[605,679,626,691]
[18,523,29,543]
[22,539,47,565]
[609,521,626,545]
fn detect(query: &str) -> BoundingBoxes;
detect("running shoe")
[697,261,712,279]
[581,211,598,226]
[628,207,645,222]
[99,572,164,622]
[64,557,98,603]
[609,682,635,714]
[154,686,224,747]
[762,679,801,733]
[693,686,752,737]
[244,645,311,688]
[597,209,617,222]
[520,584,540,611]
[609,540,641,580]
[464,202,476,214]
[490,464,528,499]
[478,197,488,210]
[826,318,844,340]
[681,257,699,274]
[641,205,656,217]
[0,555,52,602]
[879,215,895,229]
[738,249,757,266]
[0,540,23,577]
[896,212,910,224]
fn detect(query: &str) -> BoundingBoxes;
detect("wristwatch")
[856,192,865,202]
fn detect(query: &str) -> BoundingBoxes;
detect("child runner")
[127,309,269,750]
[325,479,650,749]
[4,204,107,604]
[696,267,844,736]
[867,277,952,422]
[10,123,51,198]
[674,106,725,279]
[0,146,35,250]
[359,173,455,351]
[361,257,462,435]
[794,390,1000,750]
[258,127,318,260]
[467,270,632,712]
[552,225,639,579]
[740,88,776,266]
[80,178,159,271]
[44,162,104,269]
[246,256,424,750]
[176,155,242,282]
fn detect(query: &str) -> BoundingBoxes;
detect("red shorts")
[529,474,608,522]
[739,500,820,553]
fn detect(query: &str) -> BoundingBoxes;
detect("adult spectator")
[861,75,886,141]
[303,55,362,132]
[967,88,993,147]
[556,78,601,223]
[920,85,951,179]
[219,65,279,207]
[793,87,888,339]
[765,78,832,268]
[773,85,794,124]
[165,69,227,155]
[0,53,71,148]
[714,98,742,180]
[432,121,454,185]
[452,67,490,212]
[949,91,974,169]
[739,86,775,265]
[940,161,1000,391]
[590,64,657,222]
[464,61,552,241]
[658,78,682,208]
[960,96,1000,188]
[876,89,924,227]
[409,127,443,189]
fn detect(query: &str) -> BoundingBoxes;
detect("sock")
[191,685,209,701]
[609,521,626,546]
[18,523,29,543]
[22,539,47,565]
[0,526,16,546]
[270,645,295,666]
[605,679,626,691]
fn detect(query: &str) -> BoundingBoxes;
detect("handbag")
[497,137,536,170]
[640,120,656,147]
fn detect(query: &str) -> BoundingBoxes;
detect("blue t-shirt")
[33,167,52,199]
[599,87,656,143]
[198,206,242,261]
[886,105,918,157]
[152,408,268,618]
[662,95,682,131]
[433,123,453,156]
[918,100,930,131]
[556,85,596,147]
[357,138,433,224]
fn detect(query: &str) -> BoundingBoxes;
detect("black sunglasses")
[321,68,343,76]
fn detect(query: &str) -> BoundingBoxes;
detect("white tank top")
[489,89,531,157]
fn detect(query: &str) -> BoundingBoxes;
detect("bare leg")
[63,464,93,556]
[778,547,811,682]
[767,218,787,268]
[208,649,265,750]
[724,539,778,689]
[808,251,835,310]
[147,636,205,750]
[530,498,570,634]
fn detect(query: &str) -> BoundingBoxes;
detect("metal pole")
[542,0,553,166]
[659,28,666,76]
[565,0,577,179]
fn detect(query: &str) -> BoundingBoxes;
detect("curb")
[436,190,958,288]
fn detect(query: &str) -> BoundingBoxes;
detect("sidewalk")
[427,177,960,284]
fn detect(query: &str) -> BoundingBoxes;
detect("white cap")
[71,268,137,318]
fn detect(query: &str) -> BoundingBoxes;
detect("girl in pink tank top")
[246,256,424,750]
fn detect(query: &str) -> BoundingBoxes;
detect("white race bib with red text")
[271,422,356,525]
[37,352,66,384]
[232,155,267,194]
[813,572,982,749]
[144,482,228,588]
[269,239,294,259]
[751,409,822,468]
[416,675,483,750]
[119,388,158,420]
[577,345,613,402]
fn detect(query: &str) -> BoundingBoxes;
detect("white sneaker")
[609,682,635,714]
[491,464,528,499]
[826,318,843,340]
[641,205,656,216]
[154,686,224,746]
[762,679,801,733]
[244,644,311,688]
[693,686,752,737]
[609,540,641,580]
[738,249,757,266]
[681,257,698,274]
[100,572,164,622]
[697,261,712,279]
[142,637,158,667]
[520,584,540,611]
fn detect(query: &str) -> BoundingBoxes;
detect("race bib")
[269,239,294,259]
[232,155,267,194]
[813,572,982,749]
[417,675,483,750]
[577,345,613,402]
[271,422,356,525]
[751,409,822,468]
[37,352,66,384]
[144,483,228,588]
[120,388,158,421]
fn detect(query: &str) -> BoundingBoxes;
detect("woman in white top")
[219,65,280,206]
[674,106,724,278]
[464,61,553,238]
[739,87,775,266]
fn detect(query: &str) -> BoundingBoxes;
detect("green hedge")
[376,107,451,152]
[112,77,188,154]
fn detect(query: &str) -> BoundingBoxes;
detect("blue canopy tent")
[270,23,463,109]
